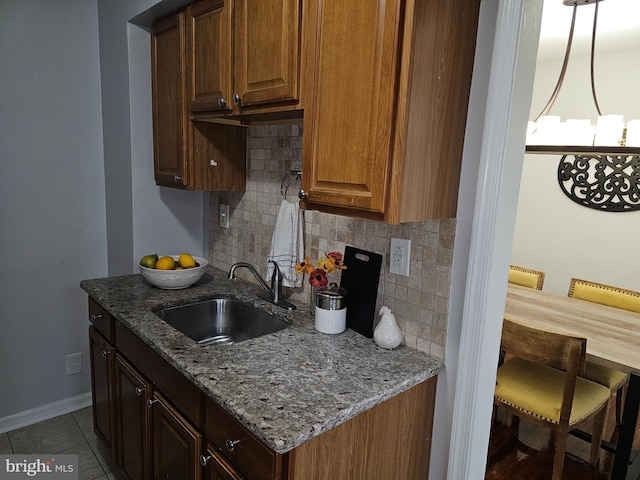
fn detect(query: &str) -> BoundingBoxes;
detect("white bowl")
[139,255,208,289]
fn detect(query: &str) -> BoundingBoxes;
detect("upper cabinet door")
[303,0,402,214]
[187,0,233,112]
[151,12,188,188]
[233,0,301,107]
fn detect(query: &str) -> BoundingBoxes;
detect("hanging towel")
[267,199,304,287]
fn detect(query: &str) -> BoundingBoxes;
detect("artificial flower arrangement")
[295,251,347,289]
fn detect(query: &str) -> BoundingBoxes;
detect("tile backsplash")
[209,124,454,360]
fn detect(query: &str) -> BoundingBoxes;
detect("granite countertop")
[80,267,443,454]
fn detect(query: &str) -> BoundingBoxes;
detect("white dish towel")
[267,199,304,287]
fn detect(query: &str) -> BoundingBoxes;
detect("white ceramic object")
[139,255,208,289]
[374,306,403,349]
[314,306,347,334]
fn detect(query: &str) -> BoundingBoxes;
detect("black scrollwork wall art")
[557,155,640,212]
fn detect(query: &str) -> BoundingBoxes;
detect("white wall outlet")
[220,203,230,229]
[66,352,82,376]
[390,238,411,276]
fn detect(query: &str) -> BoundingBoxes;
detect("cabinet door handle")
[225,439,241,452]
[217,97,226,107]
[91,313,103,321]
[199,454,211,467]
[174,175,183,183]
[232,93,240,104]
[101,350,109,357]
[147,398,159,407]
[135,387,145,396]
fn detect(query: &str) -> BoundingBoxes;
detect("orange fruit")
[155,256,176,270]
[179,253,196,268]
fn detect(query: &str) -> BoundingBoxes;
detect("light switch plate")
[220,203,229,229]
[390,238,410,276]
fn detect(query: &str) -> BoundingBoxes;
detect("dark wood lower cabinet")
[152,392,202,480]
[115,354,152,480]
[201,446,244,480]
[89,326,116,454]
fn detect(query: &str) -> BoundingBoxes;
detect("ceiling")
[538,0,640,59]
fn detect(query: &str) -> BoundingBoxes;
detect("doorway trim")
[446,0,543,478]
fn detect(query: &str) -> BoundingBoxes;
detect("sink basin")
[155,297,288,346]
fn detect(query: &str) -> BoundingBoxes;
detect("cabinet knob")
[225,438,241,452]
[232,93,240,104]
[298,189,307,199]
[217,97,226,107]
[135,387,145,396]
[174,175,183,183]
[91,313,103,321]
[101,350,109,357]
[199,454,211,467]
[147,398,159,407]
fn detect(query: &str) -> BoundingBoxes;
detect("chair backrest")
[568,278,640,314]
[501,319,586,374]
[508,265,545,290]
[500,319,587,426]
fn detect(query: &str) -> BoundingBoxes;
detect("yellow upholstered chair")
[568,278,640,424]
[508,265,545,290]
[495,319,610,480]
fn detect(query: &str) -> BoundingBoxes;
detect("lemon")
[156,256,176,270]
[178,253,196,268]
[139,254,158,268]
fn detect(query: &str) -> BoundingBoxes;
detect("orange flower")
[295,257,315,275]
[327,251,347,270]
[297,251,346,288]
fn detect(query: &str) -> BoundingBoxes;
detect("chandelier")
[525,0,640,212]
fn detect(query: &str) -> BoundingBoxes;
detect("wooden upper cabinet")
[187,0,302,116]
[187,0,233,113]
[151,12,188,188]
[302,0,481,223]
[233,0,300,107]
[152,6,246,192]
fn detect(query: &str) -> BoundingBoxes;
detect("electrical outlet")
[390,238,411,276]
[66,353,82,376]
[220,203,229,229]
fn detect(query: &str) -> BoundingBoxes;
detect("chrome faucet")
[228,261,296,310]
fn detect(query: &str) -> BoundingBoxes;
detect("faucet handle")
[269,261,283,302]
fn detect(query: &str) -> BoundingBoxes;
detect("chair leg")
[552,428,569,480]
[616,385,625,425]
[589,407,608,466]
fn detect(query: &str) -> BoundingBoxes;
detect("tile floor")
[0,407,124,480]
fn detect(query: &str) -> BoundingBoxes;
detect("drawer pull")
[199,454,211,467]
[225,439,241,452]
[91,313,103,321]
[147,398,159,407]
[135,387,145,396]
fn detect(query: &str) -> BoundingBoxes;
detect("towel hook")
[280,170,302,200]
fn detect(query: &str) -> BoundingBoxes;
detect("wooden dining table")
[504,283,640,479]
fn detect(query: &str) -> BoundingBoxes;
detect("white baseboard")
[0,392,93,434]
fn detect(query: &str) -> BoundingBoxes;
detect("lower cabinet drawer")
[205,397,285,480]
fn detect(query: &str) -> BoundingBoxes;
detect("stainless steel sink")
[155,297,288,346]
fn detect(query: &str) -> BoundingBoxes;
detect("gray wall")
[0,0,205,426]
[0,0,106,419]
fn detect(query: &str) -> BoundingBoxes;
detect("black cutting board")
[340,246,383,338]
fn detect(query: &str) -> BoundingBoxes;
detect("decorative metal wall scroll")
[557,154,640,212]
